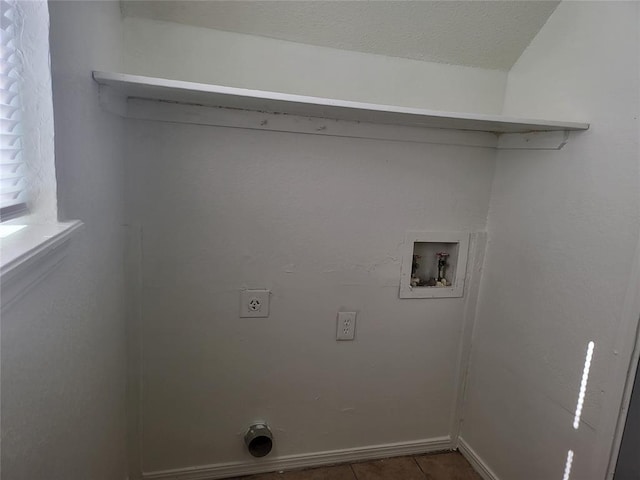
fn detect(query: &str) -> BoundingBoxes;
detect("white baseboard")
[458,437,499,480]
[143,436,452,480]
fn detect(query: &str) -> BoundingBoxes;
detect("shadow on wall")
[615,357,640,479]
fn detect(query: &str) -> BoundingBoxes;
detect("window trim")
[0,220,83,312]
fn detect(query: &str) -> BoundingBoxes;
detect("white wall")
[4,2,638,480]
[1,2,128,479]
[119,15,512,476]
[127,116,496,473]
[122,17,507,115]
[461,3,640,479]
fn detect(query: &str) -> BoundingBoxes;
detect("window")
[0,0,28,221]
[0,0,81,311]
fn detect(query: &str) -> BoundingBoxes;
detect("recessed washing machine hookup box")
[399,231,470,299]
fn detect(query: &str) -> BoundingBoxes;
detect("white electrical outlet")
[336,312,356,341]
[240,289,270,318]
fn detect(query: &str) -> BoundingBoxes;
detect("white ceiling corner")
[121,1,560,71]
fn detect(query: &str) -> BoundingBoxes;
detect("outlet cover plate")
[336,311,356,341]
[240,289,270,318]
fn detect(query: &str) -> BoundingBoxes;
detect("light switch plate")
[240,289,270,318]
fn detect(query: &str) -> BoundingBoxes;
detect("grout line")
[230,454,447,480]
[412,455,428,479]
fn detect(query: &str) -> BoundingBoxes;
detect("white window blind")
[0,0,27,220]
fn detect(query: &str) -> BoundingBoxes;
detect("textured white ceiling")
[121,1,559,71]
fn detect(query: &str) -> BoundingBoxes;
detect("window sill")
[1,220,83,312]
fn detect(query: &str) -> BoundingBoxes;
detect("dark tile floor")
[231,452,482,480]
